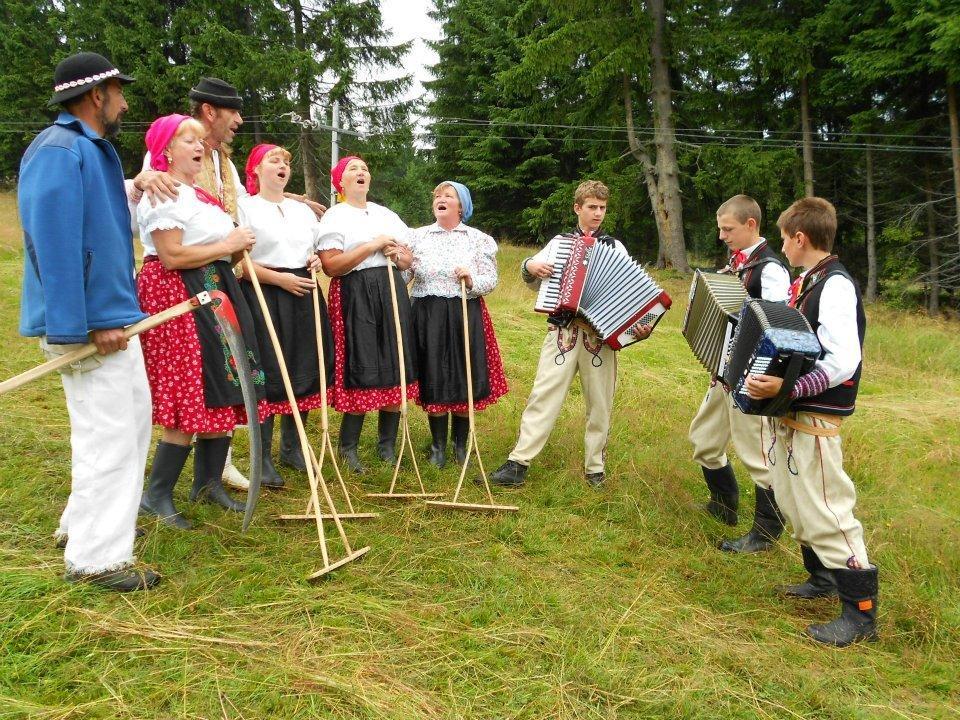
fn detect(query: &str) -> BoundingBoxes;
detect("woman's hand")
[278,272,317,297]
[223,226,256,254]
[453,266,473,289]
[383,241,413,270]
[306,252,323,274]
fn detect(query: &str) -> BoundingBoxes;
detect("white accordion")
[681,270,748,376]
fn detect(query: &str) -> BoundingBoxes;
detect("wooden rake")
[425,280,518,513]
[277,269,377,522]
[241,252,369,580]
[366,258,443,501]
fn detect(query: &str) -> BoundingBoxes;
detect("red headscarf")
[331,155,361,196]
[245,143,280,195]
[145,114,192,172]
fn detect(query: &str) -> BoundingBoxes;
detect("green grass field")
[1,193,958,719]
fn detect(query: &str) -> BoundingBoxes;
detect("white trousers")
[768,412,869,570]
[509,324,617,474]
[52,336,152,574]
[688,383,773,489]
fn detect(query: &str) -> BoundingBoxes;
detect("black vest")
[792,256,866,416]
[736,242,788,300]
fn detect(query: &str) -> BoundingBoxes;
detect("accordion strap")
[782,413,842,437]
[764,352,805,417]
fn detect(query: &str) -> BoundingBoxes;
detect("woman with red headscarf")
[236,143,334,486]
[135,114,267,529]
[316,156,416,474]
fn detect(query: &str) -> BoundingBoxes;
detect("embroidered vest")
[197,146,238,220]
[737,242,788,300]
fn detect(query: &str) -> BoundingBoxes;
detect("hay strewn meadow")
[0,193,958,719]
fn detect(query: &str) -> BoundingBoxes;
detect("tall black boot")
[260,415,284,489]
[338,413,366,473]
[140,441,193,530]
[377,410,401,463]
[190,437,244,512]
[427,413,448,468]
[718,486,785,553]
[701,464,739,525]
[451,414,470,466]
[776,545,839,599]
[806,566,879,646]
[279,411,309,471]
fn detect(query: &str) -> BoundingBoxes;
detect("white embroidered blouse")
[137,188,234,262]
[407,222,499,299]
[315,201,409,273]
[237,195,320,269]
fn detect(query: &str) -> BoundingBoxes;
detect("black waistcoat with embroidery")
[736,242,789,299]
[792,256,866,416]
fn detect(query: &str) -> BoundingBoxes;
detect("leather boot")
[259,416,284,488]
[806,566,879,646]
[279,411,309,471]
[65,566,161,592]
[427,413,448,468]
[190,437,244,512]
[139,441,193,529]
[377,410,401,463]
[451,414,470,466]
[776,545,839,599]
[718,486,784,552]
[338,413,366,473]
[701,464,739,525]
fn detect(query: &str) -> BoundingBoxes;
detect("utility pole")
[330,100,340,207]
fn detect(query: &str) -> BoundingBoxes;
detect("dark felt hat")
[48,52,134,106]
[188,77,243,110]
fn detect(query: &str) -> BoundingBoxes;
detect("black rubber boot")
[140,441,193,529]
[377,410,401,463]
[279,411,309,471]
[701,464,739,526]
[718,486,784,552]
[190,437,245,512]
[260,415,285,488]
[806,566,879,646]
[451,414,470,466]
[338,413,366,473]
[776,545,839,599]
[427,413,448,468]
[488,459,527,487]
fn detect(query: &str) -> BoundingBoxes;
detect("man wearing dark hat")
[18,51,160,591]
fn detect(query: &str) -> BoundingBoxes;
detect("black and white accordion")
[721,299,822,416]
[681,270,748,376]
[533,233,672,349]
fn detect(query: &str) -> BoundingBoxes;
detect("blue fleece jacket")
[18,112,145,344]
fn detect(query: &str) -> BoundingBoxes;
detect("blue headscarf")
[443,180,473,223]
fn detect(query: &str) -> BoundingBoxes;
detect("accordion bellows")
[722,300,822,416]
[682,270,748,375]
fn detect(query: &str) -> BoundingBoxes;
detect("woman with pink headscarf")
[135,114,267,529]
[316,156,416,474]
[236,143,334,487]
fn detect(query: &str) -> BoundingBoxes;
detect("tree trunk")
[291,0,319,201]
[644,0,690,272]
[864,140,877,303]
[948,82,960,256]
[926,168,940,316]
[623,75,667,254]
[800,74,814,197]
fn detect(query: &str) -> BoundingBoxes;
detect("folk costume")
[688,239,791,550]
[236,143,335,483]
[407,182,508,467]
[768,254,877,646]
[18,53,157,590]
[136,114,267,528]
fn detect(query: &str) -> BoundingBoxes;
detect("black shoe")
[427,413,448,468]
[190,437,244,512]
[776,545,839,599]
[377,410,401,463]
[806,566,879,646]
[259,415,285,488]
[279,411,309,471]
[701,464,739,526]
[140,441,193,529]
[338,413,366,474]
[586,471,605,488]
[451,415,470,466]
[65,566,162,592]
[488,460,527,487]
[56,526,145,549]
[718,486,784,553]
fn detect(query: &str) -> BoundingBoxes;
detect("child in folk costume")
[688,195,791,552]
[746,197,876,647]
[488,180,652,489]
[236,144,336,487]
[407,182,508,468]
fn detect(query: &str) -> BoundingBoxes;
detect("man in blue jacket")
[19,52,159,591]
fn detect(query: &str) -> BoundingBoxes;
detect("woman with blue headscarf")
[407,181,508,468]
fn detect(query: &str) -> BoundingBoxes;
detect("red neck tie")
[788,275,804,307]
[730,250,747,270]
